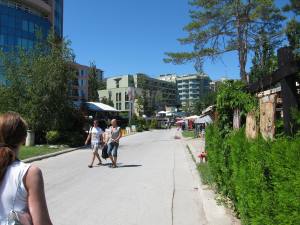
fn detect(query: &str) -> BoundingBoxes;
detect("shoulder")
[25,165,43,188]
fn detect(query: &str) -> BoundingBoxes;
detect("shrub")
[62,131,85,147]
[206,125,300,225]
[46,130,60,144]
[150,119,158,129]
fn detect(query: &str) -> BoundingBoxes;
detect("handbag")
[3,171,33,225]
[102,144,109,159]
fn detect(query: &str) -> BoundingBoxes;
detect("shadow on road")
[118,164,142,168]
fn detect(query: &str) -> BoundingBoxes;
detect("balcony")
[23,0,51,14]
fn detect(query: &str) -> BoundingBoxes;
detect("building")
[176,74,211,108]
[99,74,178,116]
[70,63,104,104]
[0,0,63,82]
[209,77,228,92]
[158,74,177,83]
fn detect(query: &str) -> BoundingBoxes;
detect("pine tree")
[165,0,284,82]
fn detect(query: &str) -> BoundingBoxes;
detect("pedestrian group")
[85,118,122,168]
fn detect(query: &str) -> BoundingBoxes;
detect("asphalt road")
[33,129,208,225]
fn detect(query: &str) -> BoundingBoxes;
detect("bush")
[206,125,300,225]
[61,131,85,147]
[150,119,158,129]
[46,130,60,144]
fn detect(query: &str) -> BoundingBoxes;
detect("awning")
[86,102,118,112]
[185,115,199,120]
[195,115,213,124]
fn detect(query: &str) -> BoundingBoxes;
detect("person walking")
[0,112,52,225]
[85,120,104,168]
[107,119,122,168]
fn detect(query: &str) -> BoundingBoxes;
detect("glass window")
[125,102,129,110]
[0,35,4,45]
[29,22,34,33]
[81,70,84,76]
[116,93,118,101]
[28,40,33,49]
[1,15,9,26]
[125,92,129,101]
[22,20,28,31]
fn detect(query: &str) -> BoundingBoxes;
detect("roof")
[86,102,118,112]
[195,115,213,124]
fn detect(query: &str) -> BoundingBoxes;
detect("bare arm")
[25,166,52,225]
[85,133,91,145]
[114,129,122,142]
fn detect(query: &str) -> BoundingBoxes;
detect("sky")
[64,0,292,81]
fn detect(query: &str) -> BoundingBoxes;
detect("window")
[22,20,28,31]
[81,70,84,76]
[29,22,34,33]
[125,92,129,101]
[125,102,129,110]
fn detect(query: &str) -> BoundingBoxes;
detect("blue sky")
[64,0,292,80]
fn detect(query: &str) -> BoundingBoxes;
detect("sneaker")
[88,165,93,168]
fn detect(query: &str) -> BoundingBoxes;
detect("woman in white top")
[0,112,52,225]
[85,120,103,168]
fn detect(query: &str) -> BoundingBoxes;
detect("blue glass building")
[0,0,63,82]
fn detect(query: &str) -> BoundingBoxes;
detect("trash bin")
[25,130,35,146]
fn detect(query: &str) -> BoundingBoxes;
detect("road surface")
[33,129,210,225]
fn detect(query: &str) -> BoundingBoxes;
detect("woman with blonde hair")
[0,112,52,225]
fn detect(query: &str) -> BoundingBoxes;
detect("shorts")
[91,143,100,153]
[107,142,119,157]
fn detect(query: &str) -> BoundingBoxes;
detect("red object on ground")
[198,151,207,159]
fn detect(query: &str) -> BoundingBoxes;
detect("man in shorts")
[85,120,104,168]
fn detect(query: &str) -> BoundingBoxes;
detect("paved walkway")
[185,137,241,225]
[32,129,238,225]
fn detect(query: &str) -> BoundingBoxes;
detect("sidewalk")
[184,137,241,225]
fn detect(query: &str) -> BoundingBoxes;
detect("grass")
[19,145,66,160]
[182,130,195,138]
[197,163,214,186]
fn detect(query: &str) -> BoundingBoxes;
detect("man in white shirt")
[85,120,104,168]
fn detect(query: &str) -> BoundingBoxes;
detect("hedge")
[206,125,300,225]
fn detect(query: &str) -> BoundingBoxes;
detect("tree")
[193,92,217,114]
[0,33,82,141]
[88,62,101,102]
[101,97,114,107]
[165,0,284,82]
[284,0,300,56]
[249,29,278,83]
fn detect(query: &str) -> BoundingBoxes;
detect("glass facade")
[54,0,63,38]
[0,3,52,82]
[0,3,51,51]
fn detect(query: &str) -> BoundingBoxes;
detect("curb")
[23,146,84,163]
[185,140,241,225]
[23,132,138,163]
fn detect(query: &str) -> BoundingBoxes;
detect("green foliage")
[88,61,104,101]
[197,163,214,186]
[206,125,300,225]
[193,92,216,115]
[101,97,114,107]
[62,131,85,147]
[0,33,85,144]
[216,80,257,134]
[150,119,158,129]
[182,130,194,138]
[46,131,60,144]
[165,0,284,80]
[249,30,279,83]
[284,1,300,57]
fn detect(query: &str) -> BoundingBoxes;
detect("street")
[34,130,220,225]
